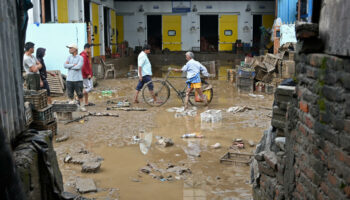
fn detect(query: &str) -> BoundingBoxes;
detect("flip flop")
[85,102,95,106]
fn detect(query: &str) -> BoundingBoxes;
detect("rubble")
[155,136,174,147]
[200,109,222,123]
[81,161,101,173]
[75,178,97,194]
[226,106,252,113]
[210,143,221,149]
[56,135,69,143]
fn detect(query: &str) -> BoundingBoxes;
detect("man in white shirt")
[172,52,209,109]
[64,44,86,111]
[134,44,156,103]
[23,42,42,90]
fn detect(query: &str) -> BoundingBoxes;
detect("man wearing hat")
[134,44,156,103]
[23,42,42,90]
[64,44,86,111]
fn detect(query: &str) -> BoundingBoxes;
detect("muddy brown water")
[54,78,273,200]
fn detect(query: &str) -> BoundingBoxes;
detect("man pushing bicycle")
[171,51,209,110]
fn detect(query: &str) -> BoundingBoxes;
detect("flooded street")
[54,78,273,200]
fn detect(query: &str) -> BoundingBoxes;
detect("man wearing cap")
[64,44,86,112]
[172,51,209,109]
[134,44,156,103]
[23,42,42,90]
[80,43,94,107]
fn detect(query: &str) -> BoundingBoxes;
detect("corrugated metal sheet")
[277,0,298,23]
[0,0,27,142]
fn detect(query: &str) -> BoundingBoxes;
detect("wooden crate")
[32,105,54,125]
[220,152,253,166]
[263,54,279,72]
[46,70,64,96]
[24,89,48,110]
[30,120,57,135]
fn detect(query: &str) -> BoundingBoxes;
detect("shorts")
[41,79,51,96]
[136,75,154,91]
[66,81,83,99]
[189,82,201,89]
[186,73,201,89]
[83,78,93,93]
[26,73,41,90]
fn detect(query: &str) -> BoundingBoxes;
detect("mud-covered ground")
[53,77,273,200]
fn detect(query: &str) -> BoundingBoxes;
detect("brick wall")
[252,27,350,200]
[291,53,350,199]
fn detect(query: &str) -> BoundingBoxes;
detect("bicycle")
[141,69,214,107]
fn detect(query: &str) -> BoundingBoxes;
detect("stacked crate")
[25,90,57,135]
[236,67,255,93]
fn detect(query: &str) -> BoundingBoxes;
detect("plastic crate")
[32,105,54,125]
[24,89,48,110]
[236,76,254,86]
[30,120,57,135]
[237,67,255,78]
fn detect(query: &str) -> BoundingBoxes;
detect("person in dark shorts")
[23,42,42,90]
[64,44,86,112]
[36,48,56,104]
[134,44,156,103]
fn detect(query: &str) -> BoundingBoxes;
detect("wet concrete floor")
[54,77,273,200]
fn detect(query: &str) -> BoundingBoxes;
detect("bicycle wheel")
[142,80,170,107]
[188,87,213,106]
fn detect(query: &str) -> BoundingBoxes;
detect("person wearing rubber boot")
[172,51,209,110]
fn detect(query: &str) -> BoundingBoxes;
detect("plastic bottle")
[181,132,204,138]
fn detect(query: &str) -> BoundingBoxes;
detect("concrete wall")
[114,1,275,50]
[26,23,87,75]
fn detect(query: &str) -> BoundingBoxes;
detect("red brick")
[303,167,315,181]
[345,119,350,134]
[299,123,307,136]
[327,173,337,186]
[305,115,314,129]
[296,183,305,194]
[334,148,350,167]
[344,186,350,198]
[300,101,309,113]
[321,182,329,195]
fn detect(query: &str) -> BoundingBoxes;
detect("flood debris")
[210,143,222,149]
[75,178,97,194]
[167,106,197,118]
[63,152,103,165]
[201,109,222,123]
[81,161,101,173]
[56,135,69,143]
[107,107,147,111]
[220,152,254,166]
[64,154,72,163]
[226,106,253,114]
[174,109,197,118]
[248,93,264,98]
[155,136,174,147]
[231,138,245,149]
[181,132,204,139]
[139,162,191,181]
[248,140,255,147]
[139,131,152,155]
[183,141,201,157]
[64,112,119,125]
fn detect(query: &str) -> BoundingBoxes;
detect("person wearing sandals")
[80,43,95,107]
[172,51,209,110]
[134,44,157,103]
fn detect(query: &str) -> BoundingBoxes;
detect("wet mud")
[54,78,273,199]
